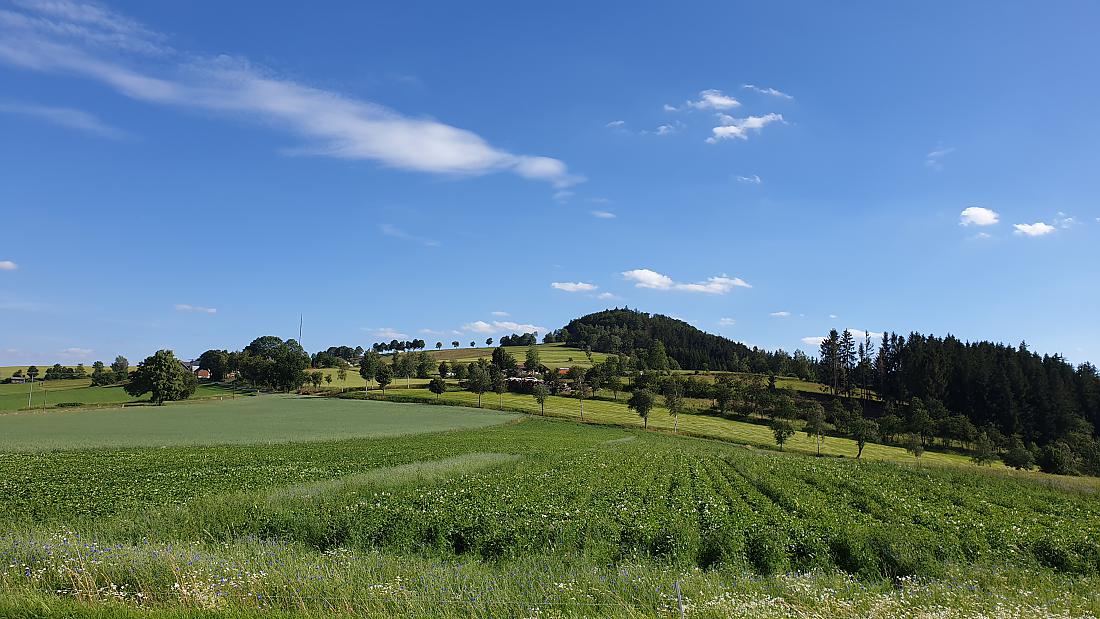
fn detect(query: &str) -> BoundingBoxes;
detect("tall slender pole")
[27,376,33,408]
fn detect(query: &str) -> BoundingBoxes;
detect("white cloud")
[621,269,675,290]
[959,206,999,227]
[379,223,439,247]
[365,327,406,340]
[801,336,825,346]
[736,174,762,184]
[59,347,93,358]
[463,319,546,334]
[490,311,510,317]
[605,119,626,129]
[419,328,445,335]
[741,84,793,100]
[718,317,736,326]
[596,292,618,300]
[0,2,581,187]
[972,231,992,240]
[668,89,741,112]
[770,311,791,318]
[553,190,574,203]
[1055,212,1077,229]
[590,210,616,219]
[1013,222,1055,237]
[0,260,17,270]
[829,314,838,319]
[0,101,127,138]
[621,269,750,294]
[925,146,955,170]
[551,281,598,292]
[654,124,675,136]
[174,303,216,315]
[706,113,784,143]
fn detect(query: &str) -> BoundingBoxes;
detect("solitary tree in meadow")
[628,388,655,428]
[605,374,622,401]
[26,365,39,380]
[470,341,475,348]
[436,341,442,350]
[124,350,197,405]
[375,363,393,396]
[848,417,879,459]
[804,401,827,455]
[532,383,549,414]
[905,432,925,466]
[713,379,735,415]
[663,379,684,432]
[490,365,506,409]
[438,360,450,379]
[428,377,446,398]
[309,371,323,388]
[466,364,492,408]
[486,338,493,347]
[570,367,588,420]
[972,432,995,466]
[336,367,347,382]
[452,341,460,348]
[771,419,795,451]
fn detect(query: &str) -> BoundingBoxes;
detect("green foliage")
[627,388,655,427]
[197,349,230,381]
[374,364,393,394]
[428,377,447,397]
[770,418,795,450]
[123,350,197,405]
[110,355,129,383]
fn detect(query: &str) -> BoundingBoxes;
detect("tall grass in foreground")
[2,538,1098,618]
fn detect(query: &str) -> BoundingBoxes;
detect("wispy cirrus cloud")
[736,174,762,184]
[621,269,750,294]
[551,281,598,292]
[379,223,439,247]
[741,84,793,100]
[718,317,736,326]
[0,260,17,270]
[665,89,741,112]
[364,327,406,340]
[0,1,582,187]
[590,210,616,219]
[174,303,216,314]
[463,319,546,334]
[0,101,127,138]
[925,146,955,170]
[770,311,791,318]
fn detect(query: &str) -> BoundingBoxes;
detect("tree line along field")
[1,400,1098,617]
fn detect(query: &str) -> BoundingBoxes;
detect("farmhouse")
[9,375,25,384]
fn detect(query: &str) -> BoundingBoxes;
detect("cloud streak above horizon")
[0,1,582,187]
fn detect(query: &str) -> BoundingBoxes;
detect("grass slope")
[0,395,519,451]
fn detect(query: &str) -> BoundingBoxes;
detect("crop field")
[1,400,1098,617]
[0,379,240,413]
[340,386,1100,493]
[0,395,519,451]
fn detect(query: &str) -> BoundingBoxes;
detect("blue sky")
[1,0,1098,366]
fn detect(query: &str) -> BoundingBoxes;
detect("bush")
[1038,442,1078,476]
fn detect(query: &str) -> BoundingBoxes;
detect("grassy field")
[0,395,519,451]
[1,400,1097,617]
[0,379,234,413]
[342,386,1100,492]
[423,342,608,368]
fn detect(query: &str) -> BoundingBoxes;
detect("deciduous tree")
[124,350,197,405]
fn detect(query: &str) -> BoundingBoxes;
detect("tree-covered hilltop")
[554,308,808,374]
[554,308,1100,474]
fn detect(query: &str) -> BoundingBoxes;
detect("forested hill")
[556,308,796,373]
[555,308,1100,474]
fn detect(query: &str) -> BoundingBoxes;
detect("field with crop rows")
[1,398,1099,617]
